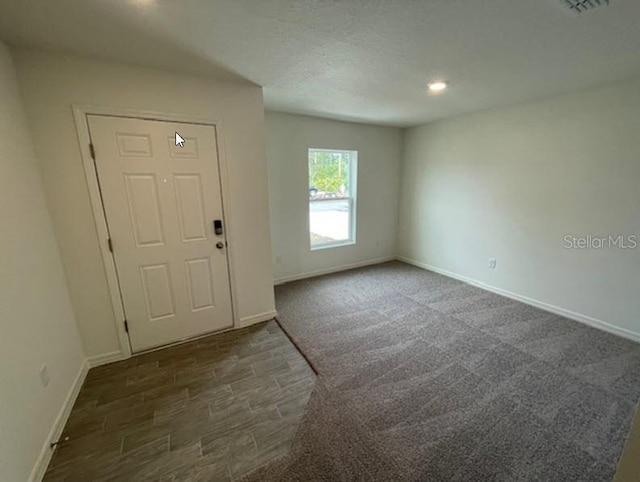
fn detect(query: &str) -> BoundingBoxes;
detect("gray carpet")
[246,261,640,481]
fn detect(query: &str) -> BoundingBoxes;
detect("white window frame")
[308,148,358,251]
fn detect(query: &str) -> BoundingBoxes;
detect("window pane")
[310,199,350,244]
[308,149,357,249]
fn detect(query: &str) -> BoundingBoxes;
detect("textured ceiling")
[1,0,639,127]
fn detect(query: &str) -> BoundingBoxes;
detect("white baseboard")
[397,256,640,343]
[29,359,89,482]
[274,256,396,285]
[87,351,124,368]
[239,310,278,327]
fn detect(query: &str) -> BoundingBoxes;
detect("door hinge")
[124,320,129,333]
[89,143,95,160]
[107,238,113,253]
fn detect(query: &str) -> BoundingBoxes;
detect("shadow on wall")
[0,0,251,83]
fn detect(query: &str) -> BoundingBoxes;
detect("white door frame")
[72,105,240,359]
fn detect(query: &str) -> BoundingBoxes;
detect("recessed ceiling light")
[427,81,448,92]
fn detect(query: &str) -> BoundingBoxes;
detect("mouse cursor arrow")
[175,132,185,147]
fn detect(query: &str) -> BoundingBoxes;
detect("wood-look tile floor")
[44,320,316,481]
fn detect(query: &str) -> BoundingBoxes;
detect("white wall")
[399,78,640,338]
[0,42,85,482]
[265,112,403,283]
[13,49,275,357]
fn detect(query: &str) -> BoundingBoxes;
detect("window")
[308,148,357,250]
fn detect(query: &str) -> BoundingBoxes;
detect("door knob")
[216,241,224,249]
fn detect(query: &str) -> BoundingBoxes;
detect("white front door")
[87,115,233,352]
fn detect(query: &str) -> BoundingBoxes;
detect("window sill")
[310,240,356,251]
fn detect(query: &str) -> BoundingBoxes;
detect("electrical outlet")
[39,365,50,388]
[488,258,497,270]
[275,256,282,265]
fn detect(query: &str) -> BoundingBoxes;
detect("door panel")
[141,263,176,321]
[88,115,233,352]
[168,136,198,158]
[185,258,216,311]
[117,133,153,157]
[124,174,166,247]
[174,174,208,242]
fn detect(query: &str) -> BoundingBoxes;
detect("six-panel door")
[87,115,233,352]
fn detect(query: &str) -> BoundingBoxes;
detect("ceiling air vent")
[558,0,610,14]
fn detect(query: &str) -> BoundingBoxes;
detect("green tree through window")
[309,150,350,195]
[308,149,357,249]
